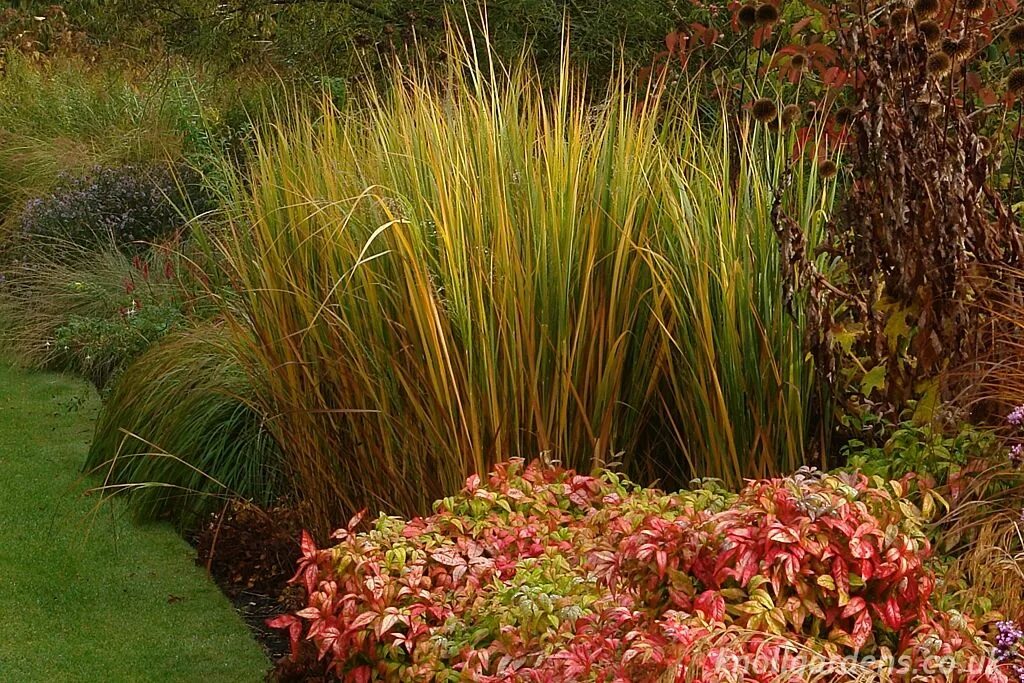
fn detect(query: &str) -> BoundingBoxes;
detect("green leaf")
[861,364,887,397]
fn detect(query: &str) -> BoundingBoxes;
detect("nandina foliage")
[270,460,1009,681]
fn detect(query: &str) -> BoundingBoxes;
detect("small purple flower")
[1009,405,1024,426]
[1011,444,1024,467]
[996,620,1024,663]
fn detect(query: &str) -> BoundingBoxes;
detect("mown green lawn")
[0,362,268,681]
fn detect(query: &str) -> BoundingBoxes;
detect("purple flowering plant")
[19,163,213,254]
[995,621,1024,683]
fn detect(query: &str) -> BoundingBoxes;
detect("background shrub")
[56,0,681,84]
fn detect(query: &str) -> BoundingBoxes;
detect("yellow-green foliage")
[197,58,834,530]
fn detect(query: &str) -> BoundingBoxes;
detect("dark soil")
[189,502,308,670]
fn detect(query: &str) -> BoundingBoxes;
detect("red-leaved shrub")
[270,460,1009,682]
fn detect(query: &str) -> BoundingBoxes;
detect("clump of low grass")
[86,323,284,525]
[191,45,833,531]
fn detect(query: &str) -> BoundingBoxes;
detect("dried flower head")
[781,104,802,128]
[962,0,986,15]
[755,3,780,25]
[919,20,942,44]
[738,4,757,28]
[790,53,807,70]
[1009,23,1024,49]
[942,38,970,62]
[914,0,940,18]
[1009,67,1024,95]
[890,7,911,28]
[926,51,951,76]
[818,159,839,179]
[835,106,854,126]
[751,98,779,123]
[978,136,993,155]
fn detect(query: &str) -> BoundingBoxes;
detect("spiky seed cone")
[835,106,854,126]
[755,3,780,25]
[1009,23,1024,49]
[963,0,986,16]
[751,97,778,123]
[738,4,757,28]
[781,104,802,128]
[914,0,940,18]
[955,37,974,61]
[919,20,942,44]
[890,8,911,28]
[942,38,970,62]
[1009,67,1024,95]
[927,52,951,76]
[818,160,839,179]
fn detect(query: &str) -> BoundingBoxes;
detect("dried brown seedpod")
[781,104,802,129]
[835,106,854,126]
[914,0,940,18]
[1009,67,1024,96]
[755,3,780,25]
[818,159,839,179]
[890,8,911,28]
[963,0,986,16]
[751,97,779,123]
[1009,23,1024,49]
[926,52,951,77]
[738,4,757,28]
[919,20,942,45]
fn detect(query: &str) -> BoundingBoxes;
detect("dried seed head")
[790,53,807,70]
[751,97,779,123]
[1009,67,1024,95]
[738,4,757,28]
[890,7,911,28]
[818,159,839,179]
[941,38,970,62]
[918,20,942,44]
[914,0,940,18]
[962,0,986,16]
[781,104,802,128]
[978,136,993,155]
[755,3,780,25]
[926,52,951,76]
[1009,23,1024,49]
[834,106,854,126]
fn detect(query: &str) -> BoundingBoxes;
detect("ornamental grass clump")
[200,48,832,531]
[270,460,1009,681]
